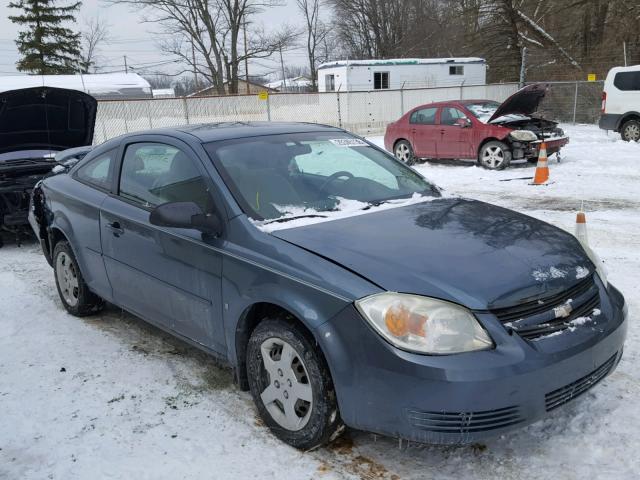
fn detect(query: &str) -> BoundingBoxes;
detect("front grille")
[491,275,601,340]
[407,406,523,433]
[545,353,618,411]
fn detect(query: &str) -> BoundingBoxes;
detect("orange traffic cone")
[575,210,588,245]
[532,142,549,185]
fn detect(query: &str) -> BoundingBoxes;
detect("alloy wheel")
[56,252,79,307]
[482,146,505,169]
[395,143,411,163]
[259,338,313,431]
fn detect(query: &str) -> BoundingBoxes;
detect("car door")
[408,107,438,158]
[99,136,226,353]
[437,107,475,159]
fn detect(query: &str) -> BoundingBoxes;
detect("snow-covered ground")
[1,124,638,479]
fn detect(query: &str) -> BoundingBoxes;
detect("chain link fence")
[93,83,519,143]
[92,80,604,144]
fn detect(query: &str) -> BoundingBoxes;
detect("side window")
[409,107,437,125]
[373,72,390,90]
[325,74,335,92]
[75,150,114,190]
[614,71,640,91]
[119,142,211,211]
[449,66,464,75]
[440,107,469,126]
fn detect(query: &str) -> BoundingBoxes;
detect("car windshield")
[205,132,438,221]
[465,101,501,123]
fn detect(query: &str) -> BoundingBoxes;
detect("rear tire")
[246,317,343,450]
[478,141,512,170]
[394,140,416,166]
[620,119,640,142]
[53,241,104,316]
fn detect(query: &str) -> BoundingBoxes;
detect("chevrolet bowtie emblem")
[553,302,573,319]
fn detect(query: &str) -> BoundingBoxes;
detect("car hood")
[488,83,549,123]
[272,198,593,310]
[0,86,97,156]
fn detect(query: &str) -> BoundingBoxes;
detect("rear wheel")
[394,140,416,166]
[53,241,104,316]
[620,119,640,142]
[246,318,343,450]
[479,141,511,170]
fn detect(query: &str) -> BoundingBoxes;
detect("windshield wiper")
[264,214,328,225]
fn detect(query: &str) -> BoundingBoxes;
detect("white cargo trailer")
[317,58,487,92]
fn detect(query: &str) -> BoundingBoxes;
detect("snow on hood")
[0,87,97,155]
[487,83,549,123]
[252,192,446,232]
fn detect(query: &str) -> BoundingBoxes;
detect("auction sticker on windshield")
[329,138,369,147]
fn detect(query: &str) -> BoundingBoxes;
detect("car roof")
[118,121,345,144]
[410,99,496,110]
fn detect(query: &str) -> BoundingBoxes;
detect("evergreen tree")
[8,0,82,75]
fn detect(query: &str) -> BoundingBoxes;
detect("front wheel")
[246,318,343,450]
[620,119,640,142]
[394,140,416,165]
[479,141,512,170]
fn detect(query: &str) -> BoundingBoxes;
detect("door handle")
[440,129,446,134]
[106,221,124,237]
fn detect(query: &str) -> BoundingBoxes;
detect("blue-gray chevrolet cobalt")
[29,122,627,449]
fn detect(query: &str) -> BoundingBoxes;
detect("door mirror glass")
[150,201,222,235]
[456,117,471,128]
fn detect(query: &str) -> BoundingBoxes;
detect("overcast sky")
[0,0,309,80]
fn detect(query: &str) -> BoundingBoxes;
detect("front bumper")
[316,282,627,444]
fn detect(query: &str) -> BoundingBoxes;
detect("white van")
[599,66,640,141]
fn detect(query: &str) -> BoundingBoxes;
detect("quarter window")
[409,107,438,125]
[118,143,211,211]
[373,71,390,90]
[613,71,640,91]
[75,150,114,190]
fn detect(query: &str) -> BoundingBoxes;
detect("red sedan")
[384,83,569,170]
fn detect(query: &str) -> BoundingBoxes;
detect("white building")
[0,73,152,99]
[317,58,487,92]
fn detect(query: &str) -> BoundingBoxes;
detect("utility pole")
[243,22,250,94]
[279,45,287,91]
[124,55,128,74]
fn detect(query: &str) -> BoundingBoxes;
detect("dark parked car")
[30,122,626,449]
[0,86,96,246]
[384,83,569,169]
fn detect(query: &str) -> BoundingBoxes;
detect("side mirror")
[456,118,471,128]
[150,201,222,235]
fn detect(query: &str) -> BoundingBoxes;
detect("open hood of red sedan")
[488,83,549,123]
[0,86,97,155]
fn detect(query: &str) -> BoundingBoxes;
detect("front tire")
[620,119,640,142]
[246,318,343,450]
[53,241,104,316]
[394,140,416,166]
[479,141,512,170]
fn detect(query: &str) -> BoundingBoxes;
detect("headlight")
[509,130,538,142]
[355,293,493,355]
[583,245,608,287]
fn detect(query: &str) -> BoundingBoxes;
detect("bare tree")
[79,16,110,73]
[109,0,296,95]
[296,0,328,89]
